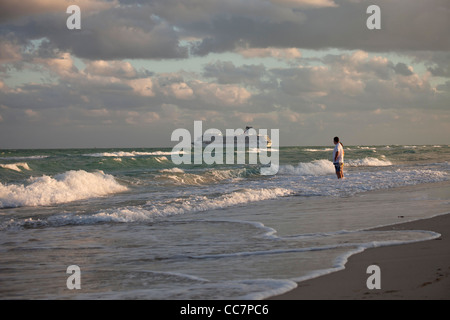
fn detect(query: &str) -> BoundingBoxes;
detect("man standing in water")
[333,136,344,179]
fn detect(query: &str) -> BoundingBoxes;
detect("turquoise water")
[0,145,449,299]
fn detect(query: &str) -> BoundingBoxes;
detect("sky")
[0,0,449,148]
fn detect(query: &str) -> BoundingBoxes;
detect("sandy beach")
[270,209,450,300]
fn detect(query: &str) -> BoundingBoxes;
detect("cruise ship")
[194,126,272,148]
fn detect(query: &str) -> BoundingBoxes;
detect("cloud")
[203,61,266,86]
[190,80,252,106]
[411,52,450,78]
[84,60,139,79]
[1,0,449,147]
[0,38,22,64]
[1,4,188,60]
[0,0,117,22]
[2,0,448,61]
[253,50,444,117]
[271,0,338,8]
[128,78,155,97]
[391,62,413,77]
[235,47,302,60]
[160,81,194,100]
[24,108,39,119]
[186,0,450,55]
[34,52,78,78]
[0,49,444,118]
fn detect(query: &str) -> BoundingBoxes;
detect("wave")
[304,148,334,152]
[157,167,257,185]
[356,146,376,150]
[84,151,181,157]
[0,155,49,160]
[154,156,169,163]
[157,167,259,185]
[346,157,392,167]
[93,187,293,223]
[0,162,31,172]
[0,170,128,208]
[3,187,293,229]
[279,158,393,176]
[278,160,335,176]
[159,168,185,173]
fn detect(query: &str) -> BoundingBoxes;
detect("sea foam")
[0,170,127,208]
[0,162,32,172]
[159,168,252,185]
[278,160,335,176]
[278,158,393,176]
[2,187,293,229]
[346,157,392,167]
[159,168,185,173]
[84,151,181,157]
[92,187,293,223]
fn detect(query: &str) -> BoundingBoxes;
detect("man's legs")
[335,163,344,179]
[335,164,340,179]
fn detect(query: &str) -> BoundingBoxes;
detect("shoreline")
[269,209,450,300]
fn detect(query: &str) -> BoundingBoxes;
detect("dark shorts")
[334,163,344,173]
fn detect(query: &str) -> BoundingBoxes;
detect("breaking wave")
[2,187,293,229]
[0,170,128,208]
[0,162,32,172]
[279,160,335,176]
[278,158,393,176]
[84,151,182,157]
[346,157,392,167]
[94,187,293,223]
[157,167,258,185]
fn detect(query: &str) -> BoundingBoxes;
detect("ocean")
[1,145,449,299]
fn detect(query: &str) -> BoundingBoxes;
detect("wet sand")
[270,212,450,299]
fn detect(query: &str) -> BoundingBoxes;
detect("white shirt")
[333,143,344,164]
